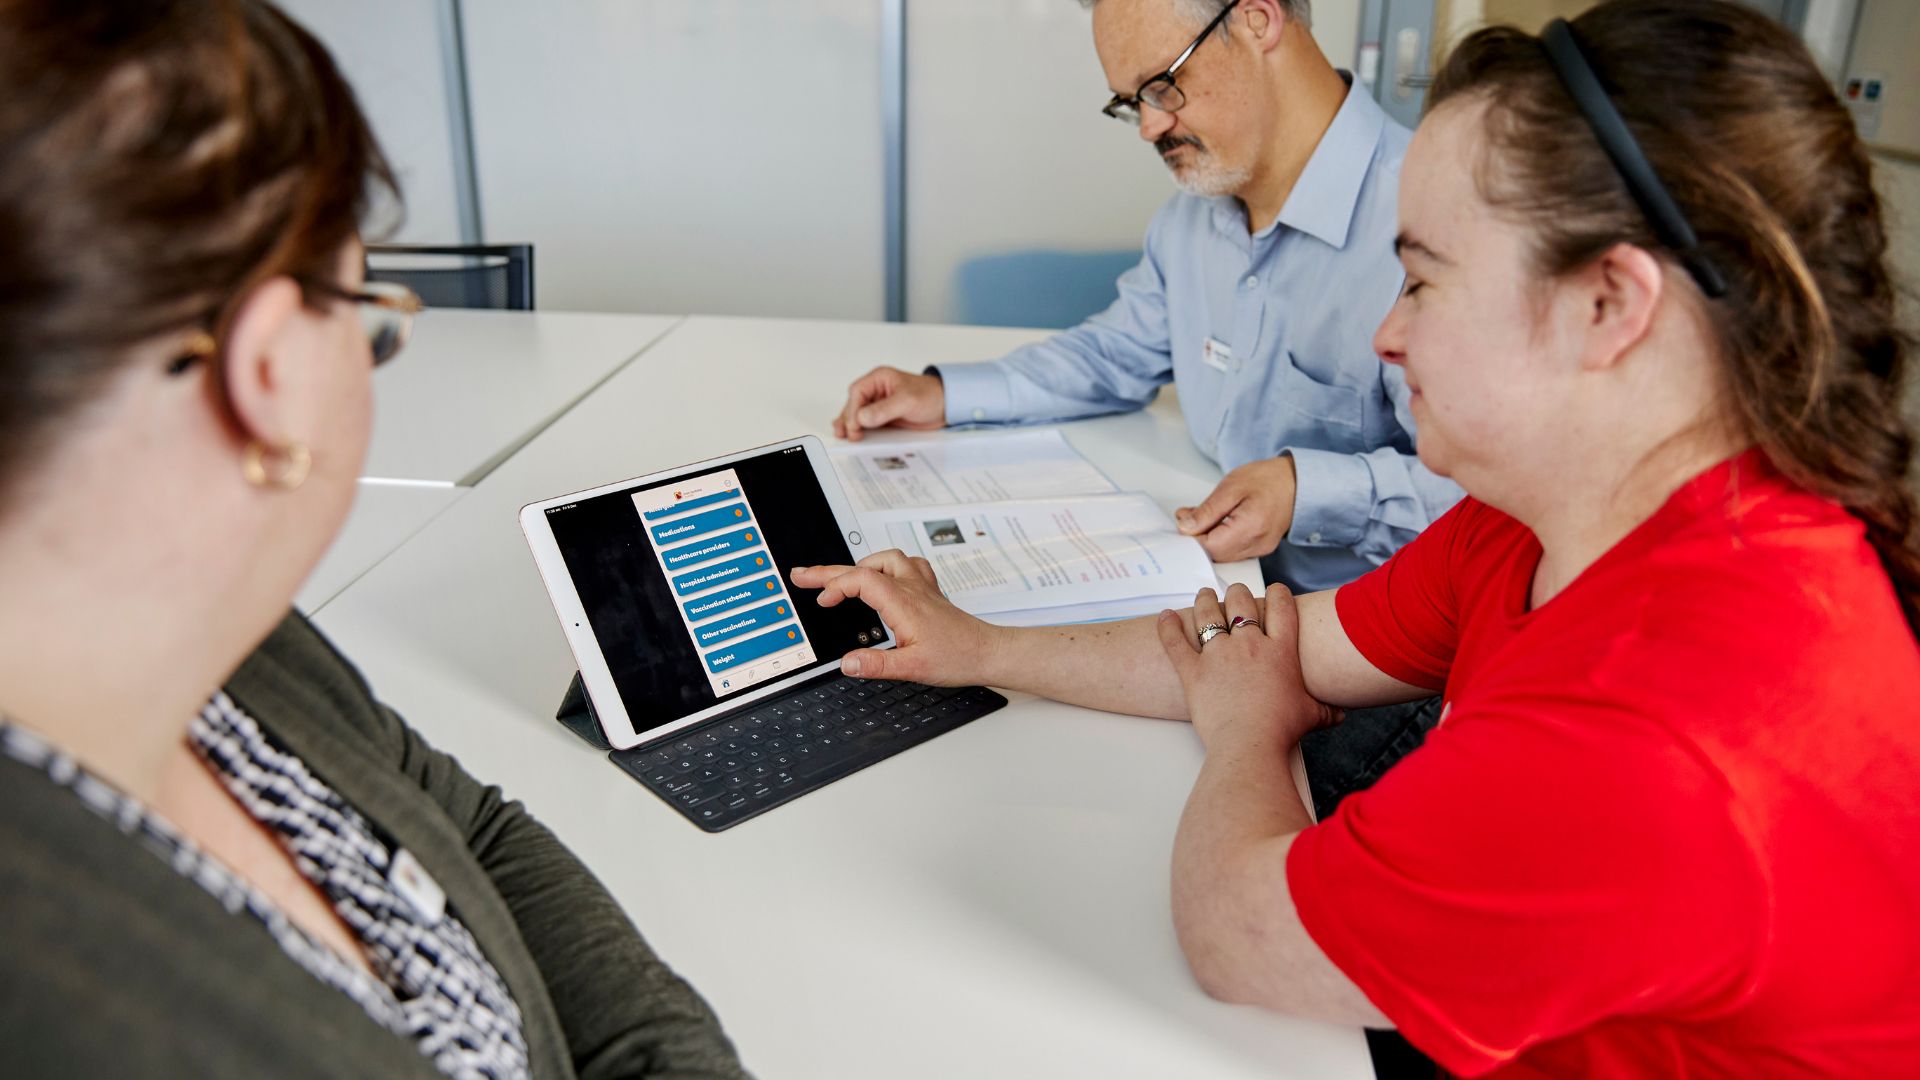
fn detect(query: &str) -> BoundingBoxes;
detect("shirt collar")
[1269,74,1387,249]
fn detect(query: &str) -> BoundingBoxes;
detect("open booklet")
[831,431,1220,626]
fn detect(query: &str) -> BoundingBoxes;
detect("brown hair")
[0,0,396,499]
[1429,0,1919,636]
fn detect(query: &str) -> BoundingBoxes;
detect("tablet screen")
[542,444,884,737]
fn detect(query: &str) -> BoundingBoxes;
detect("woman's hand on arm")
[1156,584,1391,1028]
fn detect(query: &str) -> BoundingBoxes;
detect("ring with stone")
[1229,615,1259,632]
[1196,622,1229,647]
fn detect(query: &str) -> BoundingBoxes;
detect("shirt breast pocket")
[1277,350,1366,454]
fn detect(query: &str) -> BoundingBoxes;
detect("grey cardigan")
[0,613,748,1079]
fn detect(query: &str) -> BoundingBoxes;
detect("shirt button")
[1243,275,1258,289]
[1308,532,1323,544]
[971,408,985,421]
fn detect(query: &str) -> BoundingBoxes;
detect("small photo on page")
[924,519,965,547]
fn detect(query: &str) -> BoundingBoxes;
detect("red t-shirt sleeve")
[1334,499,1484,691]
[1286,699,1767,1075]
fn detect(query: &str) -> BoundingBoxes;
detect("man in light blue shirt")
[834,0,1461,593]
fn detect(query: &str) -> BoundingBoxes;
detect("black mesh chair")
[365,243,535,311]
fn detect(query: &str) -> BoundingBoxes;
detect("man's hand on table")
[1175,455,1298,563]
[833,366,946,441]
[791,550,1000,686]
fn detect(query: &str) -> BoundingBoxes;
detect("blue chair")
[952,249,1142,329]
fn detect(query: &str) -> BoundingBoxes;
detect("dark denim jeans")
[1297,696,1445,1080]
[1299,696,1444,822]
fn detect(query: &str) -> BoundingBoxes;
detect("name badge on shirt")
[389,847,447,925]
[1201,336,1233,372]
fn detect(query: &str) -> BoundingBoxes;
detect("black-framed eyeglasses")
[1101,0,1242,125]
[165,279,426,376]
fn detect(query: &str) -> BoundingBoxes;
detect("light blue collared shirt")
[936,79,1462,593]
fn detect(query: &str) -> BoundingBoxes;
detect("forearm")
[968,592,1416,720]
[976,613,1193,720]
[1172,724,1389,1027]
[1286,447,1464,568]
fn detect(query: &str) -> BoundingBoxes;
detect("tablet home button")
[847,530,862,546]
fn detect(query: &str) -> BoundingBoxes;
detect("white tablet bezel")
[519,434,891,751]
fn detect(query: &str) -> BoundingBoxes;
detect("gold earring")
[242,441,312,491]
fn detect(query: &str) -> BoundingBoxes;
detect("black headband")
[1539,18,1727,298]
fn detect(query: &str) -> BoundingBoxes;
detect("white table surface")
[296,481,467,614]
[363,308,682,485]
[315,315,1371,1079]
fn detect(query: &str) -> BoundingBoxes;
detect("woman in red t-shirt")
[795,0,1920,1072]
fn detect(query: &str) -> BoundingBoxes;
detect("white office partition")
[275,0,467,244]
[461,1,886,319]
[904,0,1364,328]
[905,1,1175,327]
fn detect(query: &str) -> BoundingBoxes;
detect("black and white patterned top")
[0,694,531,1080]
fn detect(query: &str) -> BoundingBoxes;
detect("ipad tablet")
[520,435,894,751]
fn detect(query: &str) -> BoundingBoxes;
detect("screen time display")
[544,445,884,739]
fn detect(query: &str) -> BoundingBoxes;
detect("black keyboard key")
[766,737,790,751]
[725,773,751,789]
[696,767,722,783]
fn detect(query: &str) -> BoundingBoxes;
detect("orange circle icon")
[776,606,786,615]
[766,581,777,590]
[756,557,765,566]
[745,532,754,541]
[734,508,744,517]
[787,630,797,639]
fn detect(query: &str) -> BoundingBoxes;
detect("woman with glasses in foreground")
[0,3,744,1076]
[795,0,1920,1071]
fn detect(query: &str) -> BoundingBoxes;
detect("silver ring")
[1229,615,1259,633]
[1196,622,1228,646]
